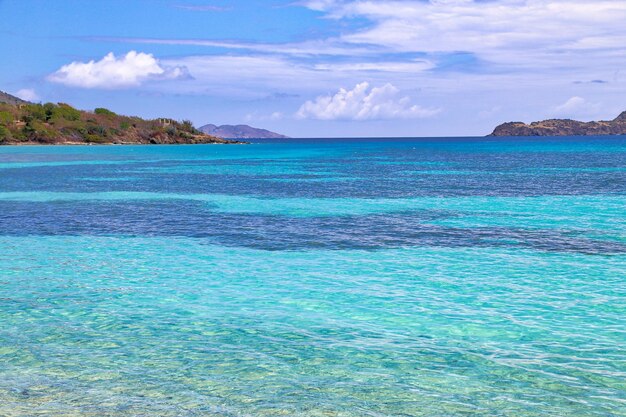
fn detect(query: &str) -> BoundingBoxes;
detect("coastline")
[0,139,248,146]
[0,99,246,146]
[490,111,626,136]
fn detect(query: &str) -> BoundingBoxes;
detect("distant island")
[199,124,288,139]
[490,111,626,136]
[0,91,240,145]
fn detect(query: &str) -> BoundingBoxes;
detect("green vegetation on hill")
[0,99,237,145]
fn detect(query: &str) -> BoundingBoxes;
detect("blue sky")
[1,0,625,137]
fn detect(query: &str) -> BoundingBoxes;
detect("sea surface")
[0,137,625,417]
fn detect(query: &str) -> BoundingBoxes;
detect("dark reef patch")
[0,200,623,255]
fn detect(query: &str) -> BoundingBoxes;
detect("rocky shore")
[490,111,626,136]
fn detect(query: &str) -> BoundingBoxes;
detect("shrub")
[0,125,11,142]
[24,104,47,121]
[95,107,116,117]
[180,119,196,133]
[54,103,81,121]
[0,111,13,125]
[20,120,59,142]
[43,103,56,120]
[88,125,107,135]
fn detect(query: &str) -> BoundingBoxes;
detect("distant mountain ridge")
[0,90,28,105]
[199,124,288,139]
[490,111,626,136]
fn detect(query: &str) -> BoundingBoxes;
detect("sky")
[1,0,625,137]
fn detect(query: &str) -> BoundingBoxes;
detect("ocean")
[0,137,625,416]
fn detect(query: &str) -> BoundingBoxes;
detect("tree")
[0,125,11,142]
[24,104,46,121]
[43,103,56,121]
[54,103,81,121]
[181,119,196,133]
[0,111,12,125]
[95,107,116,117]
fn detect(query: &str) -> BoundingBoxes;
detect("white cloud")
[14,88,39,102]
[163,55,325,98]
[245,111,284,122]
[161,54,435,98]
[314,60,434,72]
[47,51,190,89]
[94,36,375,57]
[303,0,339,12]
[296,82,439,120]
[173,4,229,12]
[304,0,626,69]
[555,96,586,114]
[270,112,284,121]
[553,96,601,118]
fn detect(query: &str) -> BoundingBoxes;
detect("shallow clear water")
[0,137,625,416]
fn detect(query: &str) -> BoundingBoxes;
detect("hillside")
[200,124,288,139]
[0,90,28,106]
[490,111,626,136]
[0,99,240,145]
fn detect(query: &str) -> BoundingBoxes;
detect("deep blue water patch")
[0,200,624,255]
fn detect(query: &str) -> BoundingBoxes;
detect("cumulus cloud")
[14,88,39,102]
[47,51,190,89]
[296,82,439,120]
[555,96,585,113]
[553,96,601,118]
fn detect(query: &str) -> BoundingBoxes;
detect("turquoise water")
[0,138,625,416]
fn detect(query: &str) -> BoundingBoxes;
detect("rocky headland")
[490,111,626,136]
[0,91,242,145]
